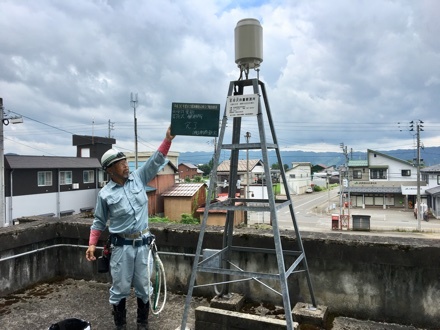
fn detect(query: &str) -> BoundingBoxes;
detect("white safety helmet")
[101,149,126,170]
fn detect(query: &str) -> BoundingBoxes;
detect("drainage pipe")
[0,244,196,263]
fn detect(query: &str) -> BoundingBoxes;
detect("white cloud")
[0,0,439,160]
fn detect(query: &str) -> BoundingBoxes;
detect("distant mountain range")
[179,146,440,168]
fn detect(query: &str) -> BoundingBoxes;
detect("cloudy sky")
[1,0,439,163]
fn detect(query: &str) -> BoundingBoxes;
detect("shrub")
[181,213,199,224]
[149,216,170,223]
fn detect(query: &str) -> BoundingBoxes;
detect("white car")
[306,187,313,193]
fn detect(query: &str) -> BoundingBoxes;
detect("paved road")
[248,189,440,236]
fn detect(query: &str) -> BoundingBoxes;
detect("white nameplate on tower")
[226,94,259,117]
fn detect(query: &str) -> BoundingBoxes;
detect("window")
[80,148,90,157]
[60,171,72,185]
[370,168,387,180]
[83,170,94,183]
[401,169,411,177]
[289,174,296,178]
[353,170,362,179]
[38,171,52,186]
[437,175,440,185]
[98,169,105,183]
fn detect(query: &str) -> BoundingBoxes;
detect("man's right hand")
[86,245,96,261]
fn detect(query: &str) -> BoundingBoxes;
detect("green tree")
[271,163,288,171]
[199,158,214,176]
[193,176,203,182]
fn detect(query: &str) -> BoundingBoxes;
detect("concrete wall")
[0,216,439,329]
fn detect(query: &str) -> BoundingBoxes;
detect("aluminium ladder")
[180,78,316,330]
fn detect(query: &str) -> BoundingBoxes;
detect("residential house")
[72,134,115,185]
[178,163,203,181]
[311,164,327,174]
[312,166,340,188]
[421,164,440,219]
[5,135,179,224]
[343,149,426,209]
[216,159,264,195]
[4,155,102,223]
[281,162,312,195]
[5,134,115,223]
[162,183,207,221]
[73,135,115,160]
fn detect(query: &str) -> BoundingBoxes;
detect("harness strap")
[111,234,155,247]
[118,228,150,239]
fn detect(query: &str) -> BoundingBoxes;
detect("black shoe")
[137,297,149,330]
[112,298,127,330]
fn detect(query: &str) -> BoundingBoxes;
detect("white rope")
[146,239,167,315]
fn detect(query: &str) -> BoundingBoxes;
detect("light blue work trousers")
[109,241,153,305]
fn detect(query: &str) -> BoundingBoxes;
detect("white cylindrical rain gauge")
[234,18,263,69]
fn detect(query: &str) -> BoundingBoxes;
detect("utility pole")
[244,131,251,225]
[0,98,4,227]
[0,98,23,227]
[411,120,424,231]
[108,119,114,138]
[327,173,330,211]
[130,93,138,169]
[340,143,350,229]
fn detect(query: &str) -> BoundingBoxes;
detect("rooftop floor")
[0,278,425,330]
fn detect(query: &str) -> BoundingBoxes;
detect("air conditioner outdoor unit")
[72,183,79,190]
[99,181,107,188]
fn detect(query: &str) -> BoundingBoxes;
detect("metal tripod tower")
[181,78,316,330]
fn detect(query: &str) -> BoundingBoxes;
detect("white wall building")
[281,162,312,195]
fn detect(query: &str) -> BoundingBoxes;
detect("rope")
[146,238,167,315]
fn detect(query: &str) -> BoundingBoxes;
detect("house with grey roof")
[4,154,102,223]
[344,149,427,209]
[216,159,265,196]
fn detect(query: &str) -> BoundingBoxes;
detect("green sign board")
[171,102,220,137]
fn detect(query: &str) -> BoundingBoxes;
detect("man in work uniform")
[85,127,174,330]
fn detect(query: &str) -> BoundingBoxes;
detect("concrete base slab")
[195,306,299,330]
[210,292,245,312]
[292,302,328,328]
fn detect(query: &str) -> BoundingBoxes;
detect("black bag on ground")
[48,318,91,330]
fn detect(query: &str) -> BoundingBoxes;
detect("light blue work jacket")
[91,151,167,235]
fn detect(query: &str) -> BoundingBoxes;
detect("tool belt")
[111,233,155,247]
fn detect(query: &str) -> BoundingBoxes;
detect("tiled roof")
[343,187,402,193]
[421,164,440,173]
[426,186,440,195]
[5,155,101,169]
[348,160,368,167]
[180,163,198,169]
[217,159,262,172]
[162,183,206,197]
